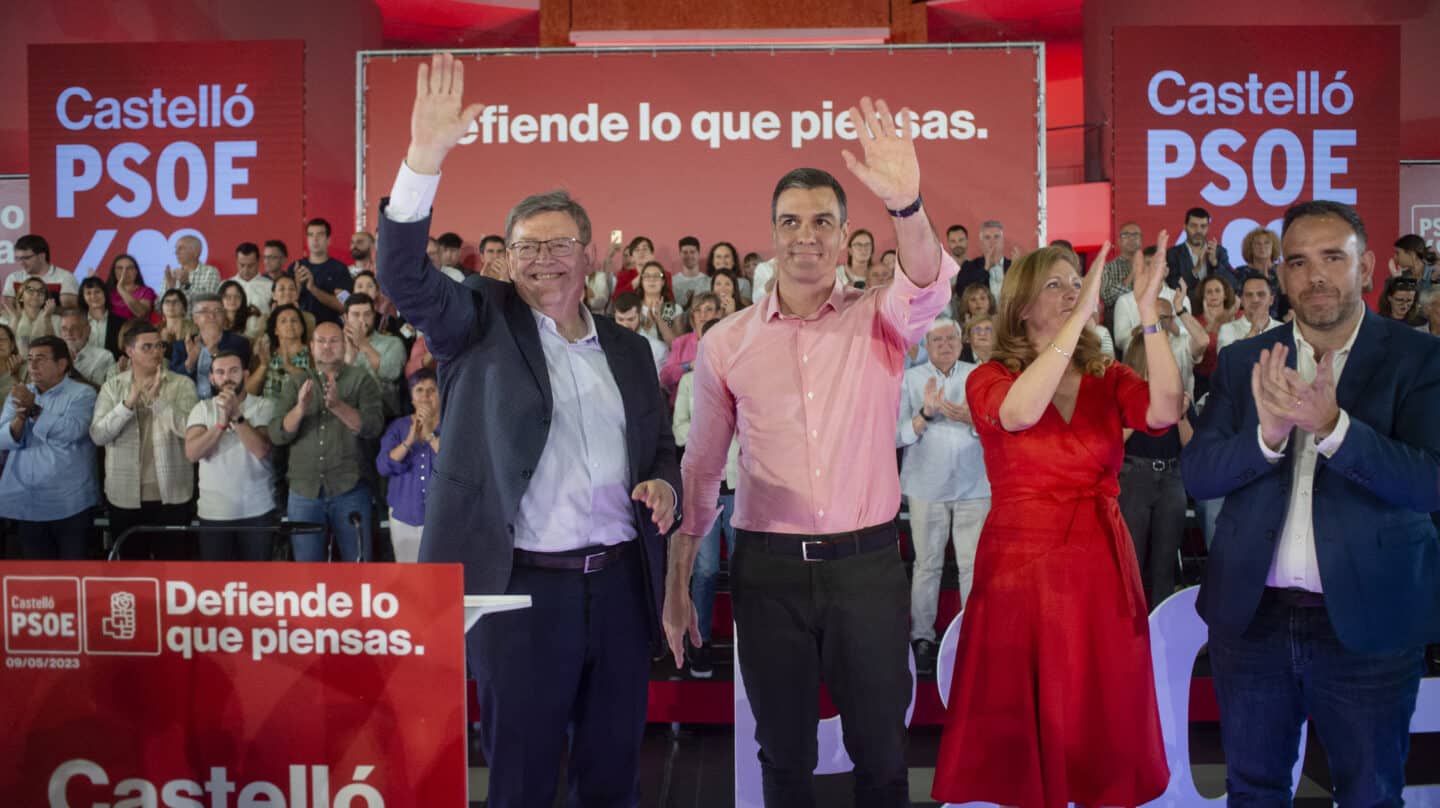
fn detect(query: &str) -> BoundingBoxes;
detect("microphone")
[348,511,366,562]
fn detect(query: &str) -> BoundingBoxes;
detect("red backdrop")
[1,561,467,806]
[1400,163,1440,250]
[27,41,305,288]
[1112,26,1400,271]
[361,47,1043,269]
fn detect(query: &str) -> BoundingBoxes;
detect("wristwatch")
[232,413,246,427]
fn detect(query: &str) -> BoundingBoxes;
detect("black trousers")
[1117,456,1187,611]
[17,509,93,559]
[109,501,192,560]
[732,525,912,808]
[466,543,652,808]
[198,512,278,561]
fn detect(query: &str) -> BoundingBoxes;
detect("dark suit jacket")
[100,312,127,359]
[954,256,1010,299]
[1181,311,1440,654]
[1165,243,1239,292]
[168,330,252,378]
[377,209,682,643]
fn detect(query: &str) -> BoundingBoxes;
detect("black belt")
[738,523,896,562]
[1126,456,1179,471]
[513,541,634,574]
[1264,586,1325,609]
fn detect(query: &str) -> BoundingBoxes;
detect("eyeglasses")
[131,341,164,353]
[14,253,36,261]
[25,354,53,364]
[508,238,581,261]
[1118,232,1143,239]
[193,307,223,318]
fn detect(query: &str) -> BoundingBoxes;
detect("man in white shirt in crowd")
[434,232,467,282]
[185,350,276,561]
[671,235,711,308]
[262,240,290,281]
[957,220,1010,303]
[613,292,668,374]
[1217,274,1284,353]
[234,242,274,319]
[896,317,990,676]
[5,234,79,308]
[164,235,222,311]
[59,309,115,386]
[349,231,376,277]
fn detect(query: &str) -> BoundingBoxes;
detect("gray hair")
[504,190,592,247]
[927,317,962,338]
[981,220,1004,231]
[190,293,222,308]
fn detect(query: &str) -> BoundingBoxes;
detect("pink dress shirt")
[679,254,958,537]
[659,331,698,395]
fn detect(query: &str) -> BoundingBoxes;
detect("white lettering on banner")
[56,142,258,220]
[1146,129,1357,210]
[732,587,1440,808]
[1147,70,1354,117]
[55,85,255,132]
[47,760,385,807]
[456,101,988,151]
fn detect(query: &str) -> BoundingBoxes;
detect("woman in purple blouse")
[376,368,439,562]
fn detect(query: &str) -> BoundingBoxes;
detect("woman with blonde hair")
[933,237,1182,808]
[1237,226,1286,319]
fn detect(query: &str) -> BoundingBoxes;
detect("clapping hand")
[939,397,971,424]
[296,378,316,412]
[1132,232,1169,322]
[840,97,920,210]
[11,383,35,417]
[1204,239,1219,267]
[1250,344,1340,449]
[295,265,314,291]
[921,377,944,418]
[322,371,343,411]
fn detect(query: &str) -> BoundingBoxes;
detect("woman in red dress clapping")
[933,236,1182,808]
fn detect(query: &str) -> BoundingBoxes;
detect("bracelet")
[886,194,924,219]
[1141,322,1161,335]
[1048,341,1071,359]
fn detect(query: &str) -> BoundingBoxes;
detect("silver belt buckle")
[801,541,825,562]
[1151,459,1168,472]
[582,551,607,574]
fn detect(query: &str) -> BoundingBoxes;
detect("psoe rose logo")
[83,578,161,656]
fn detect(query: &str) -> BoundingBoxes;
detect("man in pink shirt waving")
[664,97,959,808]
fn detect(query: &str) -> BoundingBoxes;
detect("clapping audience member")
[707,241,743,296]
[246,304,311,399]
[0,336,99,559]
[343,293,406,415]
[352,270,403,336]
[1237,227,1288,319]
[5,276,58,352]
[105,253,157,322]
[377,369,441,563]
[1117,334,1196,611]
[964,315,996,365]
[1217,274,1284,352]
[270,273,317,336]
[185,350,276,561]
[170,294,252,399]
[711,269,748,316]
[233,242,274,318]
[608,235,655,299]
[637,261,682,345]
[613,292,668,374]
[157,288,197,349]
[672,236,711,308]
[91,323,199,560]
[896,317,990,676]
[271,321,384,562]
[81,276,127,358]
[163,235,221,310]
[1192,276,1236,400]
[658,292,720,398]
[58,309,115,387]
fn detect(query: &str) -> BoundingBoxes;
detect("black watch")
[232,413,246,426]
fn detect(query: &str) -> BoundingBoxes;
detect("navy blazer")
[954,256,1009,299]
[376,209,682,642]
[1181,311,1440,654]
[1165,243,1240,292]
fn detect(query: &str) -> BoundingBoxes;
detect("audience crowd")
[2,208,1435,676]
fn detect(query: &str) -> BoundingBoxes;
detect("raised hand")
[254,334,271,364]
[164,266,176,289]
[1071,240,1112,325]
[296,378,315,412]
[1204,239,1219,267]
[145,370,163,401]
[839,97,920,209]
[1133,232,1169,321]
[921,376,944,418]
[322,371,342,411]
[1251,345,1296,449]
[407,52,487,175]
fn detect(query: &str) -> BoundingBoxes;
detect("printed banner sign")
[0,561,467,806]
[1400,162,1440,249]
[360,47,1044,269]
[27,41,304,288]
[0,176,28,276]
[1113,26,1400,272]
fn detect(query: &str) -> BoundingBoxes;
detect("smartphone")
[611,229,623,247]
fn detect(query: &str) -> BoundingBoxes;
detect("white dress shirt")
[1217,316,1284,354]
[235,273,274,318]
[73,344,116,387]
[896,360,990,503]
[987,261,1006,304]
[1257,318,1361,593]
[751,259,776,303]
[1113,285,1188,357]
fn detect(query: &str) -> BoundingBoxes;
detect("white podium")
[463,595,532,630]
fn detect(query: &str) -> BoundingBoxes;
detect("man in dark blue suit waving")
[1183,200,1440,806]
[377,53,681,808]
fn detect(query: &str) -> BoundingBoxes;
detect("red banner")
[360,47,1043,269]
[27,41,304,287]
[0,561,467,806]
[1400,162,1440,247]
[0,176,28,277]
[1113,27,1400,272]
